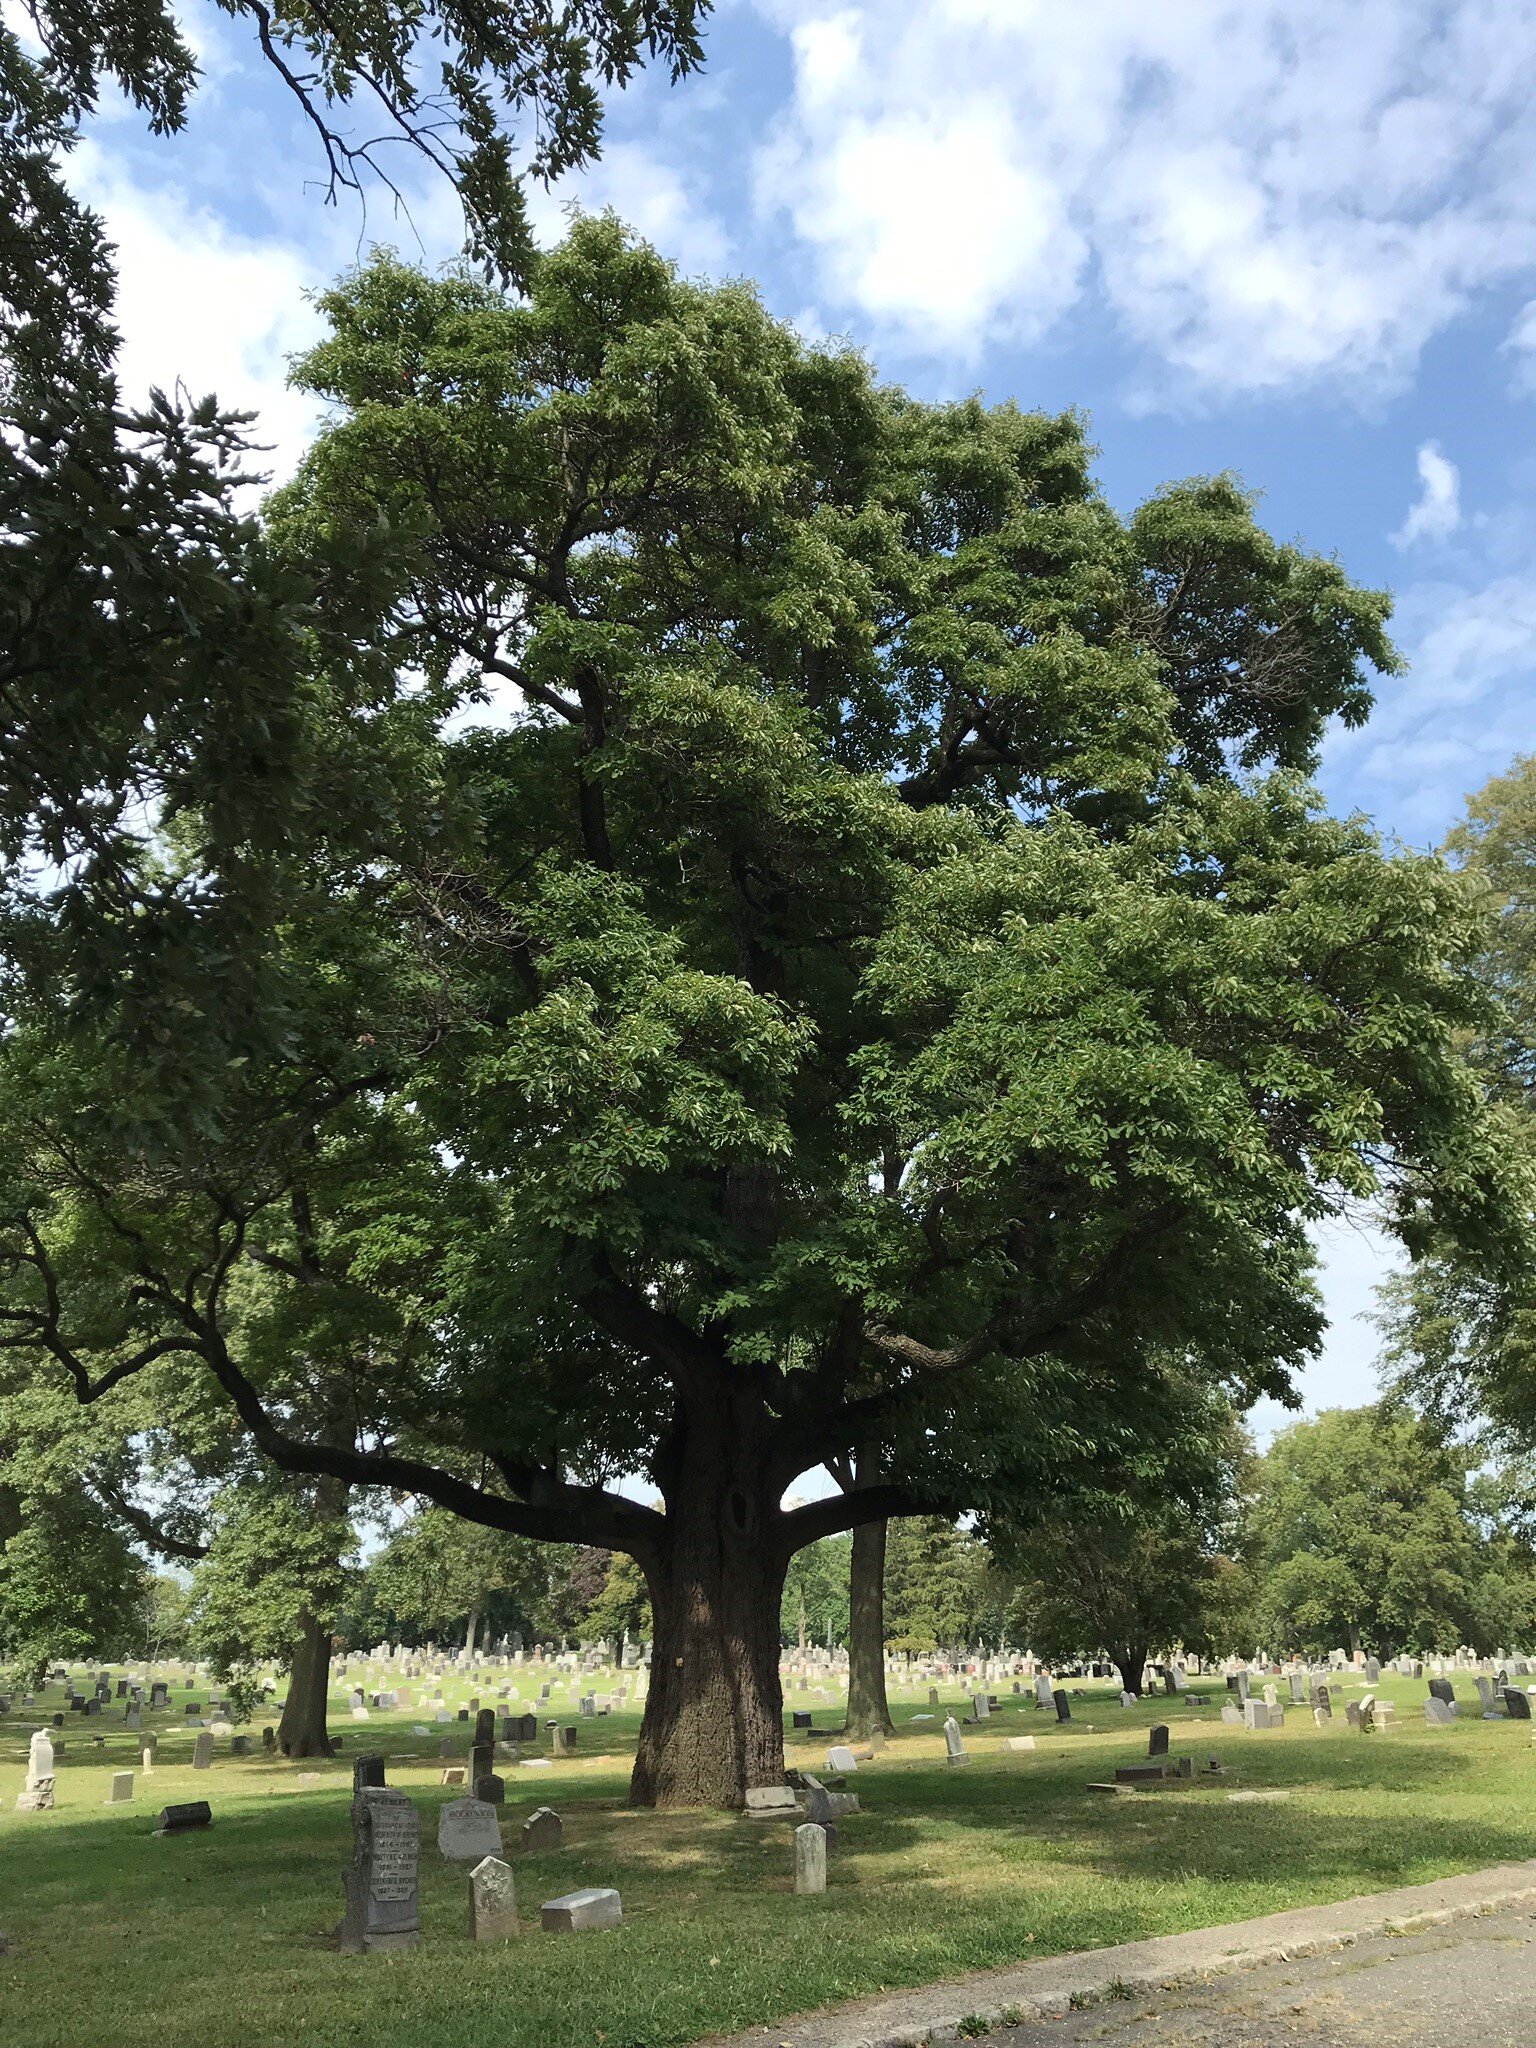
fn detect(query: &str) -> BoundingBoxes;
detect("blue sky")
[61,0,1536,1434]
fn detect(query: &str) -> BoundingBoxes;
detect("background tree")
[0,225,1514,1810]
[1249,1405,1481,1658]
[882,1520,998,1653]
[780,1534,850,1649]
[993,1384,1248,1690]
[1382,754,1536,1447]
[366,1506,553,1651]
[185,1477,356,1737]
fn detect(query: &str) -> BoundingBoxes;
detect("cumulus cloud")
[1391,442,1462,549]
[1324,560,1536,839]
[525,139,730,275]
[753,0,1536,392]
[69,142,326,485]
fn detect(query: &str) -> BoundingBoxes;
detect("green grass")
[2,1672,1533,2047]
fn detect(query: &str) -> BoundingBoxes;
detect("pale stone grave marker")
[469,1854,519,1940]
[541,1887,621,1932]
[438,1796,502,1863]
[795,1822,827,1895]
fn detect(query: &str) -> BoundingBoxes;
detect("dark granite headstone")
[353,1754,387,1793]
[1503,1688,1532,1721]
[1428,1678,1456,1707]
[1148,1723,1170,1758]
[155,1801,212,1834]
[474,1772,505,1805]
[1053,1689,1071,1722]
[792,1710,813,1730]
[474,1708,496,1749]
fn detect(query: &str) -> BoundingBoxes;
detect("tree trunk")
[278,1609,334,1757]
[1114,1644,1150,1699]
[844,1515,894,1738]
[629,1395,787,1809]
[464,1606,480,1657]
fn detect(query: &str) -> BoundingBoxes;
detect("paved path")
[927,1902,1536,2046]
[710,1861,1536,2048]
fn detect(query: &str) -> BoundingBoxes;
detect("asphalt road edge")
[707,1858,1536,2048]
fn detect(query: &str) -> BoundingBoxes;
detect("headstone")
[141,1738,157,1771]
[522,1805,564,1853]
[1503,1688,1532,1721]
[942,1715,969,1765]
[1148,1723,1169,1758]
[438,1796,502,1863]
[469,1854,519,1940]
[540,1887,622,1933]
[1428,1678,1457,1709]
[191,1731,214,1770]
[794,1822,827,1895]
[339,1788,420,1952]
[155,1800,212,1834]
[1053,1689,1071,1722]
[106,1770,134,1804]
[1424,1697,1456,1725]
[353,1754,387,1793]
[15,1729,55,1812]
[1221,1703,1243,1726]
[744,1785,797,1816]
[1006,1735,1036,1752]
[825,1745,857,1774]
[1314,1684,1332,1720]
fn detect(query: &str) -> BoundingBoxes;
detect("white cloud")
[526,140,730,275]
[1324,562,1536,840]
[753,1,1536,393]
[69,142,325,486]
[1391,441,1462,549]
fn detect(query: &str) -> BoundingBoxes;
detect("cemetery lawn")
[5,1676,1536,2048]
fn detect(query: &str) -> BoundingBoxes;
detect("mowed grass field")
[2,1672,1534,2048]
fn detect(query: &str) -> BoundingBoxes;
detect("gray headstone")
[540,1887,621,1933]
[192,1731,214,1771]
[107,1770,134,1804]
[469,1854,518,1940]
[339,1788,419,1952]
[521,1804,564,1853]
[438,1796,502,1863]
[942,1715,969,1765]
[794,1822,827,1895]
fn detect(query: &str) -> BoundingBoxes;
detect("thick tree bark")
[464,1606,480,1656]
[278,1609,334,1757]
[1113,1643,1151,1699]
[844,1515,894,1739]
[629,1390,788,1809]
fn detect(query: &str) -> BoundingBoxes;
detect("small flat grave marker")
[540,1887,621,1933]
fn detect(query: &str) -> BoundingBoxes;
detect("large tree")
[1382,754,1536,1443]
[0,225,1511,1808]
